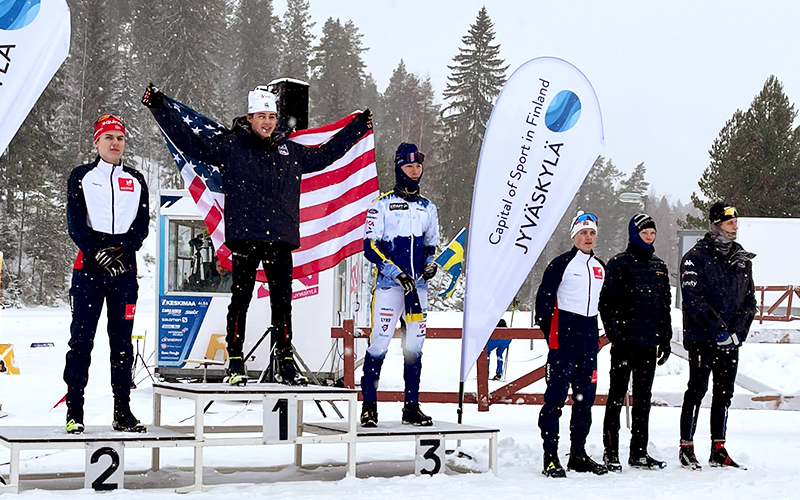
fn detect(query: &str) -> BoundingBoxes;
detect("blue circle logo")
[545,90,582,132]
[0,0,41,31]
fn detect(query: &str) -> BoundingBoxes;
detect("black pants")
[602,343,657,457]
[226,241,294,359]
[680,342,739,443]
[64,270,138,410]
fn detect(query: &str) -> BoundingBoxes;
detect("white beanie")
[570,210,598,238]
[248,89,277,114]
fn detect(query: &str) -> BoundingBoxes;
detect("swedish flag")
[435,228,466,298]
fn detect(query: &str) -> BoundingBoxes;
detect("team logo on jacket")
[592,267,603,279]
[118,178,134,192]
[389,202,409,211]
[278,144,289,156]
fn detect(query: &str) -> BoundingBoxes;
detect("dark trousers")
[680,342,738,443]
[539,346,598,455]
[602,343,657,457]
[226,241,294,358]
[63,270,138,410]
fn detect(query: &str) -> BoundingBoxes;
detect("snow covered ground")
[2,286,800,498]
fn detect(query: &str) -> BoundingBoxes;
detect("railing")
[756,285,800,323]
[331,319,611,411]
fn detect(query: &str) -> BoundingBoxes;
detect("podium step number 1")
[415,436,445,476]
[85,442,124,490]
[263,396,298,443]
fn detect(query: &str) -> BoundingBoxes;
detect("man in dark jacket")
[536,211,608,478]
[678,202,756,470]
[599,214,672,471]
[64,114,150,434]
[143,85,372,385]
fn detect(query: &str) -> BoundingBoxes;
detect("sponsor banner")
[461,57,604,381]
[158,296,211,367]
[0,0,71,155]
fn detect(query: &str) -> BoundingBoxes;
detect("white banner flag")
[0,0,71,156]
[460,57,604,382]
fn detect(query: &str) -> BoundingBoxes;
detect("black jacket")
[599,243,672,346]
[680,234,757,345]
[150,101,369,249]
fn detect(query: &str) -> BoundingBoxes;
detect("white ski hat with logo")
[248,89,277,114]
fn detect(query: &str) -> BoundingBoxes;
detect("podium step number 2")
[85,443,124,490]
[263,397,298,443]
[415,436,445,476]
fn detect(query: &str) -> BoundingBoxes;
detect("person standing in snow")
[599,213,672,471]
[678,202,756,470]
[487,318,511,380]
[360,143,440,427]
[536,211,608,477]
[64,114,149,434]
[142,84,372,386]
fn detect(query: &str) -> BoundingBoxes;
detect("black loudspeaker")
[263,79,309,132]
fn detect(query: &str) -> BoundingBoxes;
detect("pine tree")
[684,75,800,227]
[309,18,367,125]
[231,0,282,115]
[281,0,315,82]
[437,7,508,235]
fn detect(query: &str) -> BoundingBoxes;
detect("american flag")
[158,95,378,280]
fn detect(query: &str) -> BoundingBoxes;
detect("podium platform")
[0,426,195,494]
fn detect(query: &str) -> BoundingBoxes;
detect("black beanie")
[709,202,738,225]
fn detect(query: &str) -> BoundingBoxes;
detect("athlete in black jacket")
[64,114,149,434]
[599,214,672,471]
[143,85,371,385]
[678,202,756,470]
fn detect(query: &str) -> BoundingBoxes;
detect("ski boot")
[112,400,147,433]
[629,453,667,470]
[275,347,308,386]
[491,373,502,381]
[360,401,378,428]
[66,406,85,435]
[542,452,567,478]
[401,403,433,426]
[709,442,745,469]
[225,356,248,386]
[603,448,623,473]
[679,442,702,470]
[567,450,608,475]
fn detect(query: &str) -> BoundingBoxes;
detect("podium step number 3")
[85,443,124,490]
[415,436,445,476]
[263,397,298,443]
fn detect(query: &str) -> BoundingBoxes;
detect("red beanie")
[93,114,126,141]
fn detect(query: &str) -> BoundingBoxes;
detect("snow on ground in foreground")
[2,299,800,499]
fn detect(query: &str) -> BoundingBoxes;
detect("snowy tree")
[436,7,508,236]
[309,18,367,125]
[281,0,315,82]
[685,75,800,227]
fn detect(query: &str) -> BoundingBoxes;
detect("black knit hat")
[709,202,738,225]
[631,213,656,233]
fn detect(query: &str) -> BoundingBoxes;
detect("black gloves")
[422,261,437,281]
[657,341,671,365]
[395,273,416,295]
[358,109,373,130]
[95,247,126,277]
[141,83,164,109]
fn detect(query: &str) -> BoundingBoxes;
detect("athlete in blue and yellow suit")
[360,143,440,427]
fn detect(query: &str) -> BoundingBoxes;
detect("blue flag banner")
[435,227,466,298]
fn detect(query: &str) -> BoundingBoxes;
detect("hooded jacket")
[680,233,757,344]
[599,242,672,346]
[150,102,369,249]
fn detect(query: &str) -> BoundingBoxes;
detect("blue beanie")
[394,142,424,198]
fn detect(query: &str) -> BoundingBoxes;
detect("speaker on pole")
[261,78,309,133]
